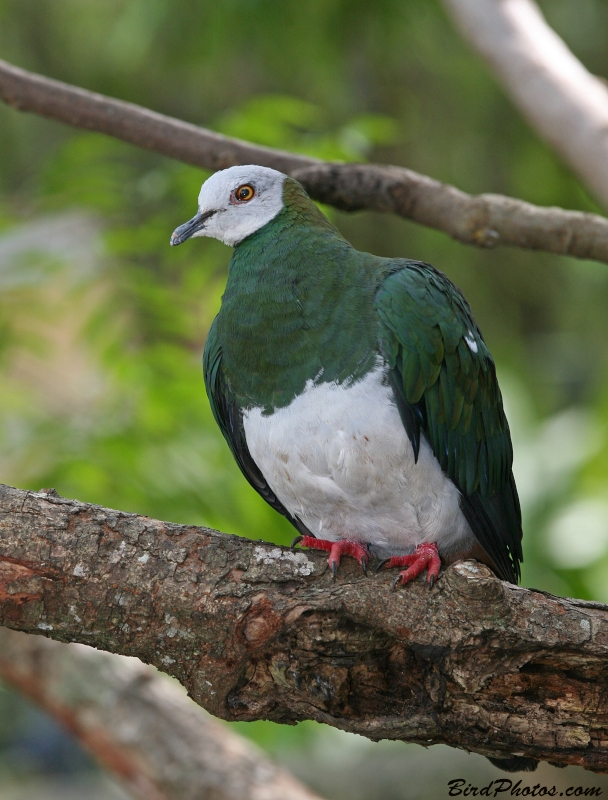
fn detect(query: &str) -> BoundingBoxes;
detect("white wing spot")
[465,332,478,353]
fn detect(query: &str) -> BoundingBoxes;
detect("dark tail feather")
[460,471,523,584]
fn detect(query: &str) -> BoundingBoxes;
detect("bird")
[170,164,523,589]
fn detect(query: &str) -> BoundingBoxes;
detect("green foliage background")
[1,0,608,794]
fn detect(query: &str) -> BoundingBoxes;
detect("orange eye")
[235,184,255,202]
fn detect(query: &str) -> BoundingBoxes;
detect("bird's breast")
[243,361,408,495]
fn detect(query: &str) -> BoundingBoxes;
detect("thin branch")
[0,627,323,800]
[1,58,608,264]
[2,483,608,771]
[442,0,608,208]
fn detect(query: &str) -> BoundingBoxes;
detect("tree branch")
[442,0,608,208]
[2,483,608,771]
[1,58,608,265]
[0,627,323,800]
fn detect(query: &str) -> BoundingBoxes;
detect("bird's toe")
[381,543,442,589]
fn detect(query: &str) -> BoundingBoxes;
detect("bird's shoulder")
[374,260,483,349]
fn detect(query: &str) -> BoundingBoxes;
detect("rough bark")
[442,0,608,208]
[2,484,608,771]
[0,627,323,800]
[2,58,608,265]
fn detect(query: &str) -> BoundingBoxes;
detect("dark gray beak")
[170,209,216,246]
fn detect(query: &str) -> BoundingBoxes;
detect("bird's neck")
[216,206,380,412]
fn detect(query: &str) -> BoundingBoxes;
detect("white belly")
[242,364,475,557]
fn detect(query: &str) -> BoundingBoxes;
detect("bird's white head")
[170,165,287,248]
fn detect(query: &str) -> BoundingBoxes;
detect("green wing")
[375,262,523,583]
[203,317,311,536]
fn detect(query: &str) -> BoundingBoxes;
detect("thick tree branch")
[0,627,323,800]
[1,58,608,264]
[2,484,608,771]
[442,0,608,208]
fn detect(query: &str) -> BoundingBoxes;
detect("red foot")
[378,542,441,590]
[293,536,369,579]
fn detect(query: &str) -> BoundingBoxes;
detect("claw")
[380,543,442,590]
[361,555,368,576]
[331,560,338,581]
[291,535,303,549]
[375,557,391,573]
